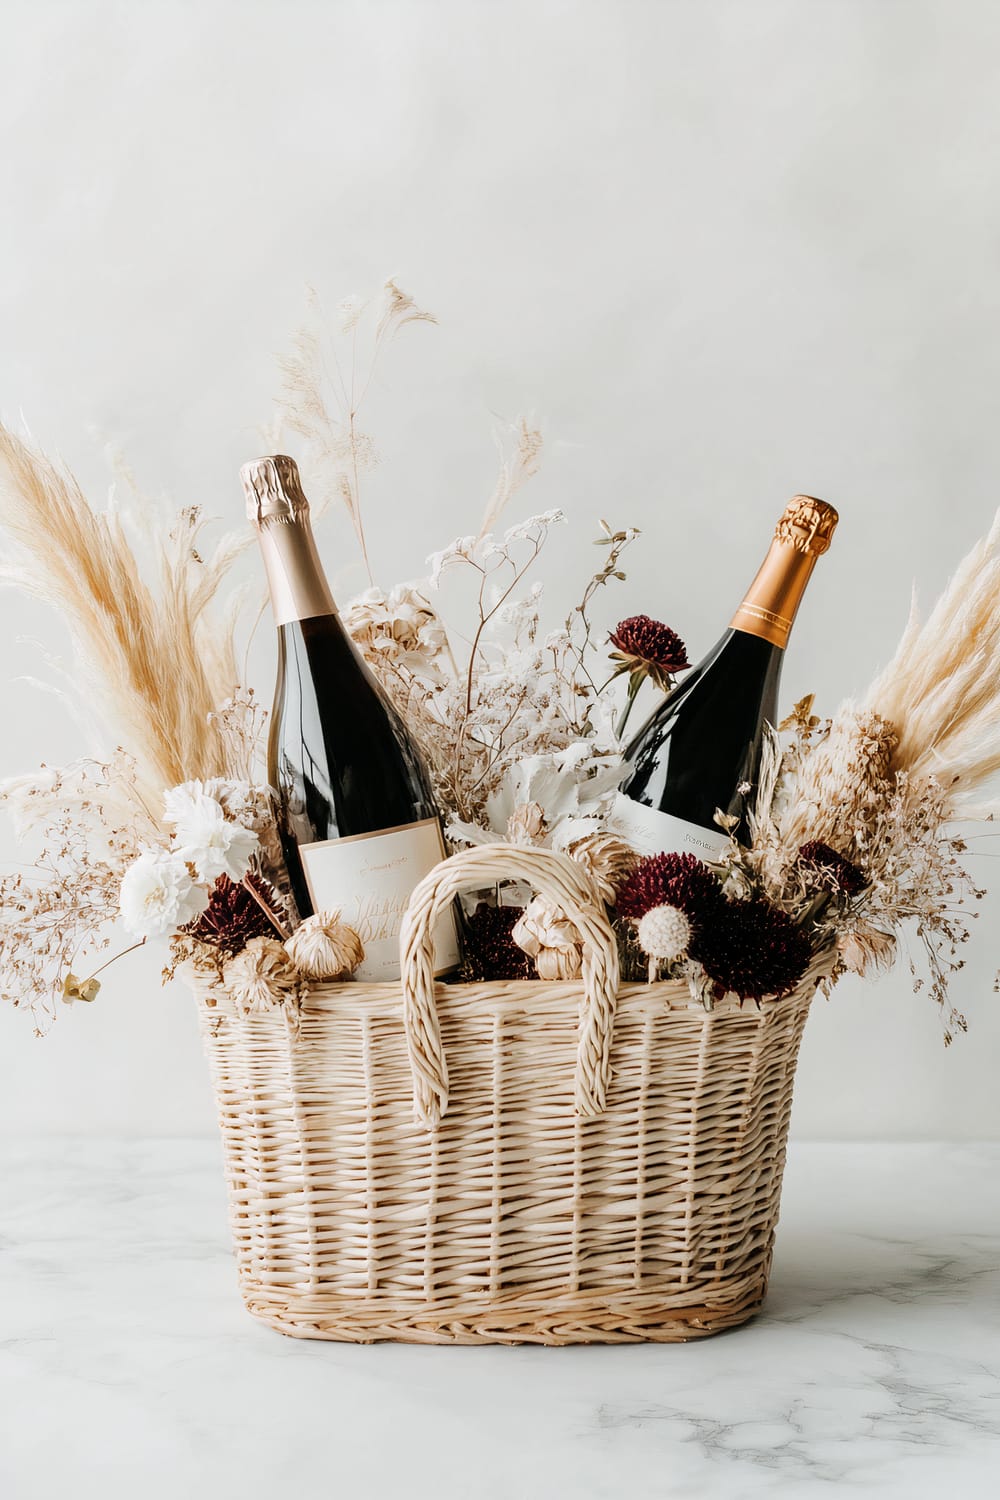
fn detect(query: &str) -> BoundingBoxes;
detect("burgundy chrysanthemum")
[691,897,811,1003]
[616,851,724,923]
[798,841,867,897]
[460,903,535,982]
[186,872,286,955]
[609,616,690,675]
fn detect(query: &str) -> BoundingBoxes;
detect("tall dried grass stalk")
[477,417,544,538]
[865,511,1000,815]
[276,280,438,583]
[0,425,244,807]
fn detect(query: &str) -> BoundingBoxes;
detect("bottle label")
[299,817,459,982]
[607,792,731,862]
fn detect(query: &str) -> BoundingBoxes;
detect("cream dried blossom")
[511,898,583,981]
[343,585,449,678]
[224,937,300,1015]
[119,848,209,938]
[285,912,365,981]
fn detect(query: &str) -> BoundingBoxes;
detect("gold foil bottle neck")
[773,495,838,556]
[242,454,309,528]
[730,494,837,649]
[243,454,337,625]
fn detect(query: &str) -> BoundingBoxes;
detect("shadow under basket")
[194,843,830,1345]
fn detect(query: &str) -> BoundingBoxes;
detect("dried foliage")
[723,699,982,1042]
[2,285,999,1044]
[0,753,153,1031]
[343,512,635,827]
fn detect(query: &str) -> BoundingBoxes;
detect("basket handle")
[400,842,621,1129]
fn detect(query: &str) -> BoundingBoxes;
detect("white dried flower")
[167,791,259,884]
[224,937,300,1014]
[165,777,258,827]
[119,848,209,938]
[636,905,692,963]
[285,911,365,980]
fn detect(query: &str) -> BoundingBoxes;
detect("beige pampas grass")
[0,424,245,809]
[864,511,1000,815]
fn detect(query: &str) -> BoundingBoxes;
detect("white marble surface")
[1,1141,997,1499]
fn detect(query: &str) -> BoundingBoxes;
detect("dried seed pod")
[224,937,300,1014]
[286,911,365,980]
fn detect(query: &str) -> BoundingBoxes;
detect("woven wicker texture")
[197,843,828,1344]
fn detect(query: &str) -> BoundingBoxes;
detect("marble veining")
[0,1141,997,1499]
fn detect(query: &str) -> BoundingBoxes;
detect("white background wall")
[2,0,999,1139]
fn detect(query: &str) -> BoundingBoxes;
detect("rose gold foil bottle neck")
[242,454,309,527]
[729,495,838,649]
[242,455,337,625]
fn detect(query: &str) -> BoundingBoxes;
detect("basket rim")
[193,959,833,1017]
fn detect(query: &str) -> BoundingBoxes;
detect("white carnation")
[119,848,209,938]
[172,794,259,884]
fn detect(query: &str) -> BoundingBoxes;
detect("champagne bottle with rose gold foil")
[243,454,458,981]
[612,496,838,860]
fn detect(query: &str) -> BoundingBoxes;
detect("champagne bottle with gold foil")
[244,455,459,981]
[612,496,838,859]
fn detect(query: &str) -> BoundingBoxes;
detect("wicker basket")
[196,843,830,1344]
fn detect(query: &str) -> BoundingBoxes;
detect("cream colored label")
[299,817,459,981]
[608,792,730,862]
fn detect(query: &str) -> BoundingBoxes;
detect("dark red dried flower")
[616,851,724,924]
[798,841,867,897]
[186,872,286,955]
[610,616,690,675]
[692,897,811,1002]
[460,902,535,982]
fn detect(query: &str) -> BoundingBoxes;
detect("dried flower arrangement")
[1,280,998,1048]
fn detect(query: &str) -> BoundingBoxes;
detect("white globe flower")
[636,904,692,963]
[174,794,259,884]
[119,848,210,938]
